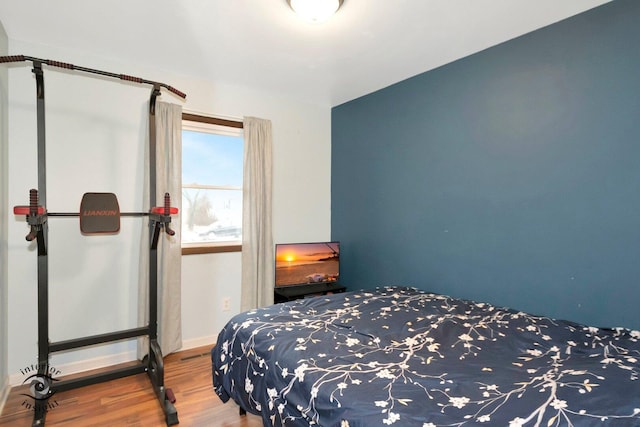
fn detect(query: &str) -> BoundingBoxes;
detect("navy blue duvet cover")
[211,287,640,426]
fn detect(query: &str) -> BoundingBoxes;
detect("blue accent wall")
[331,0,640,330]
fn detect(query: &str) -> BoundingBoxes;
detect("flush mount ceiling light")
[287,0,344,23]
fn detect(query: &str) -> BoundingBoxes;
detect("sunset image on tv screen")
[275,242,339,287]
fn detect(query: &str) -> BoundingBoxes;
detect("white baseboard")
[0,375,10,416]
[179,335,216,351]
[7,335,218,387]
[9,350,136,386]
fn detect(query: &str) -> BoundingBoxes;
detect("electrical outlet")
[222,297,231,311]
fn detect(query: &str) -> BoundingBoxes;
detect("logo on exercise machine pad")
[80,192,121,234]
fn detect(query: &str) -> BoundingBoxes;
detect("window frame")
[181,113,244,255]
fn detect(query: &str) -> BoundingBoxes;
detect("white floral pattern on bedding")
[211,286,640,426]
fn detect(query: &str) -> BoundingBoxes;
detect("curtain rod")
[182,112,243,129]
[0,54,186,99]
[182,108,243,124]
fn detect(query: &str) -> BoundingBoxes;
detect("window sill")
[182,242,242,255]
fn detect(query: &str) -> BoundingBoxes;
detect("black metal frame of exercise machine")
[3,55,186,426]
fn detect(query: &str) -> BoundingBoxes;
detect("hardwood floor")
[0,346,263,426]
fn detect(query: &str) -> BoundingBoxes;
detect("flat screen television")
[274,241,340,288]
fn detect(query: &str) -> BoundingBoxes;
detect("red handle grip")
[14,206,46,215]
[119,74,143,83]
[25,229,38,242]
[0,55,26,63]
[166,86,187,99]
[150,207,178,215]
[46,60,74,70]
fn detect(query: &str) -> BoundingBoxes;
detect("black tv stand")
[274,282,346,303]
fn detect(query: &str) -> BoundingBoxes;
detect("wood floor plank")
[0,346,262,426]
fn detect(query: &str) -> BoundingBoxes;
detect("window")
[181,113,243,255]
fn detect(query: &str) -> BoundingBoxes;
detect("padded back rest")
[80,192,120,234]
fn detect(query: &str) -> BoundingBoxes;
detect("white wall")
[0,19,9,413]
[6,40,332,380]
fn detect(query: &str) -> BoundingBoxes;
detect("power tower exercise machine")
[3,55,186,426]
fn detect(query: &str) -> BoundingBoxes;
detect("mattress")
[211,286,640,426]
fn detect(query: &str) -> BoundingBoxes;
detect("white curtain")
[241,117,274,311]
[138,101,183,358]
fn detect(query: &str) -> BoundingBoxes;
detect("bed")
[211,286,640,426]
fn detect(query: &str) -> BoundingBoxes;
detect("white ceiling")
[0,0,610,107]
